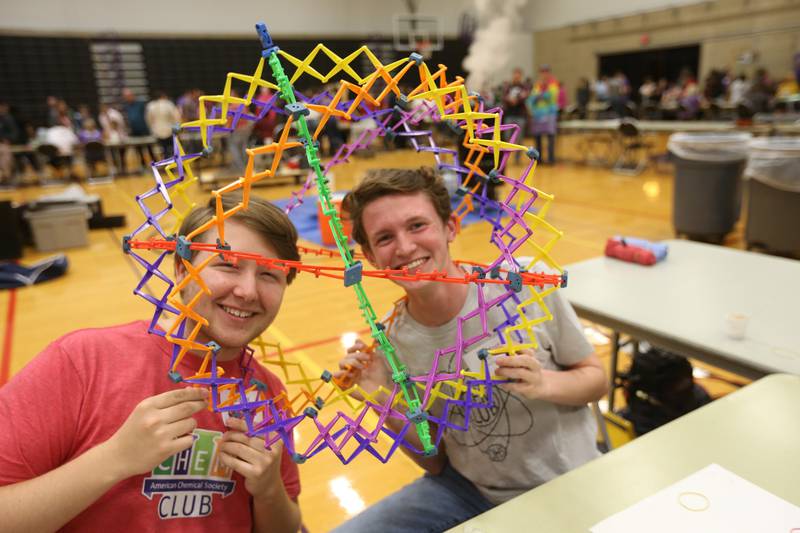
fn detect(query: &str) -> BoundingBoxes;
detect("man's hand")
[219,417,284,500]
[333,339,391,400]
[107,387,209,479]
[494,350,549,400]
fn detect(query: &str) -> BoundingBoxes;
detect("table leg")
[608,331,620,411]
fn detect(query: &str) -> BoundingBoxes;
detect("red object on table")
[318,196,353,246]
[605,238,657,266]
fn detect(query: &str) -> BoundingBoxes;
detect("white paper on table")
[590,463,800,533]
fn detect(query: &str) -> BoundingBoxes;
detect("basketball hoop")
[393,14,443,54]
[415,39,433,60]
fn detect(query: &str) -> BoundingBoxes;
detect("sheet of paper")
[590,463,800,533]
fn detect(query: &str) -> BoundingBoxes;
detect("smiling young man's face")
[361,191,457,293]
[176,219,288,360]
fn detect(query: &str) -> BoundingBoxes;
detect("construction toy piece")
[122,20,568,465]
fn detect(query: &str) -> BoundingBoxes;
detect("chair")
[36,143,71,185]
[594,402,636,452]
[612,119,653,176]
[83,141,114,184]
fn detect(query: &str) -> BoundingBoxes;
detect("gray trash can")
[667,132,751,242]
[744,137,800,256]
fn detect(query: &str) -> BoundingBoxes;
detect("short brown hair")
[178,193,300,284]
[343,167,451,251]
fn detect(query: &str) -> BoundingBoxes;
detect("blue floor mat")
[273,195,499,248]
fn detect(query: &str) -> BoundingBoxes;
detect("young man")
[0,194,302,532]
[334,167,607,532]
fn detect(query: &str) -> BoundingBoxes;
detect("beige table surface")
[449,373,800,533]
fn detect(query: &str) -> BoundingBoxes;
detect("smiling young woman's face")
[177,219,288,359]
[361,191,457,292]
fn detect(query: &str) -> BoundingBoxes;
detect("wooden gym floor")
[0,135,748,531]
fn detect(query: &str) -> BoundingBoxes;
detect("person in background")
[526,65,560,165]
[728,73,750,106]
[775,71,799,98]
[178,88,203,155]
[46,96,61,127]
[78,118,103,144]
[502,68,531,160]
[677,68,700,119]
[0,102,18,186]
[73,104,94,132]
[225,89,255,174]
[608,71,631,117]
[593,76,610,103]
[99,103,128,174]
[122,87,156,170]
[639,76,659,119]
[55,99,75,130]
[44,124,79,180]
[146,91,181,160]
[747,68,775,113]
[575,78,591,119]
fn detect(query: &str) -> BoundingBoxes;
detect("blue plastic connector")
[206,341,221,354]
[122,235,131,253]
[201,146,214,158]
[489,266,501,279]
[320,369,333,382]
[423,446,439,457]
[291,452,306,464]
[285,102,310,119]
[560,270,568,288]
[301,137,320,150]
[375,322,386,331]
[315,397,325,410]
[303,407,318,419]
[506,272,523,293]
[176,236,192,260]
[477,348,490,361]
[250,378,268,391]
[344,261,363,287]
[456,185,469,197]
[472,266,486,279]
[488,169,503,185]
[256,22,280,56]
[168,371,183,383]
[468,90,484,104]
[395,95,410,111]
[406,407,427,424]
[171,124,181,135]
[409,52,424,65]
[527,147,541,161]
[216,238,231,259]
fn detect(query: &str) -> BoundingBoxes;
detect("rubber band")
[678,491,711,512]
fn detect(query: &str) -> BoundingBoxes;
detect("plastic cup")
[724,312,750,340]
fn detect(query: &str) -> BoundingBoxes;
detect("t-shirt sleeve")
[543,289,594,367]
[0,340,85,485]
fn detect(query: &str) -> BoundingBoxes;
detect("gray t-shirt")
[384,281,599,504]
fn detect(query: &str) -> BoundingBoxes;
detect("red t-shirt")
[0,321,300,531]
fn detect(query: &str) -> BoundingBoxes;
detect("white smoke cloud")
[463,0,529,93]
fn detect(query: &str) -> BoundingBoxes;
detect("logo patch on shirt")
[142,428,235,519]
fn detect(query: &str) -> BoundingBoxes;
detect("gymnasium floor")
[0,137,747,531]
